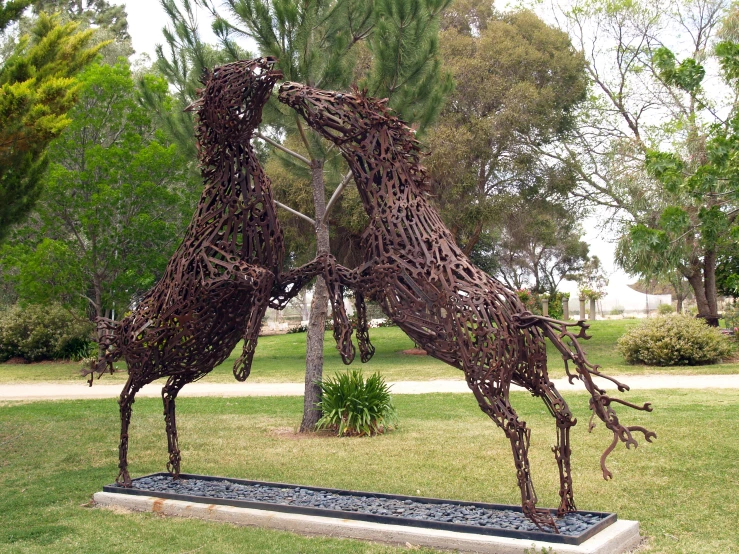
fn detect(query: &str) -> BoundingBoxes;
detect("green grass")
[1,320,738,385]
[1,390,737,552]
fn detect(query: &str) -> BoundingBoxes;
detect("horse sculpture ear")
[199,67,213,86]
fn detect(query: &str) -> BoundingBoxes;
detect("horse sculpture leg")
[354,292,375,363]
[234,267,274,381]
[117,376,144,487]
[471,382,558,532]
[162,375,189,478]
[535,379,577,515]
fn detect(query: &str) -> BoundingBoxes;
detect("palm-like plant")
[316,370,397,437]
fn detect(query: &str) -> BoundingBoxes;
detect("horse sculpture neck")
[343,125,460,258]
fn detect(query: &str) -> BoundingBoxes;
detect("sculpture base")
[95,474,640,553]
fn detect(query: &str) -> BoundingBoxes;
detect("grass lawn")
[1,389,737,553]
[1,319,738,385]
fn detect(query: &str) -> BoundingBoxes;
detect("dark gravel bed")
[129,475,607,536]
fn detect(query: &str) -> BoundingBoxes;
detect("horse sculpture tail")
[82,317,122,387]
[513,311,657,480]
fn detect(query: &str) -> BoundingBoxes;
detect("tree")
[194,0,452,431]
[492,197,589,296]
[425,4,588,255]
[32,0,134,62]
[33,0,131,44]
[0,12,103,242]
[544,0,736,325]
[0,61,198,318]
[139,0,239,162]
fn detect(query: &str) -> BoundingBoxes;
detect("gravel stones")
[129,475,608,537]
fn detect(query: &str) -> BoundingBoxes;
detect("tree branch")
[274,200,315,225]
[256,132,311,166]
[322,171,353,223]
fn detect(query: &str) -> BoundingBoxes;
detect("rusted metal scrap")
[279,82,656,532]
[86,58,355,487]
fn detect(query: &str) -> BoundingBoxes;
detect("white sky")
[114,0,218,61]
[116,0,633,293]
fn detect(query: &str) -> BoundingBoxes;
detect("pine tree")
[0,12,104,242]
[160,0,452,430]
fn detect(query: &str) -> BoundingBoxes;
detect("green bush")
[0,304,95,362]
[515,290,566,319]
[657,303,675,315]
[617,315,735,366]
[316,370,398,436]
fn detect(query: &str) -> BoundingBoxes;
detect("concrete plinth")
[93,491,641,554]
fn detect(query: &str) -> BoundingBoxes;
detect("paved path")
[1,374,738,401]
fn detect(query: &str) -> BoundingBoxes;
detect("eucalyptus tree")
[542,0,738,325]
[424,3,588,263]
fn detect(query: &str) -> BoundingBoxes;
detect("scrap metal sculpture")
[87,58,354,487]
[279,82,656,532]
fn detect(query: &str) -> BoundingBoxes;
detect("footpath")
[1,374,738,401]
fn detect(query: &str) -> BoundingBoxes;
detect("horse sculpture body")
[89,59,352,487]
[279,82,656,531]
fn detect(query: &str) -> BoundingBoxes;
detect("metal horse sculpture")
[279,82,656,531]
[88,59,353,487]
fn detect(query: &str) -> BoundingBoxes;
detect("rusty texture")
[86,58,354,487]
[279,82,656,532]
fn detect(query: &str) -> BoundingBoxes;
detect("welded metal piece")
[85,59,355,487]
[279,82,656,533]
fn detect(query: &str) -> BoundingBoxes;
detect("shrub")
[515,290,567,319]
[316,370,398,436]
[610,307,625,316]
[617,315,735,366]
[724,302,739,335]
[657,303,675,315]
[0,304,94,362]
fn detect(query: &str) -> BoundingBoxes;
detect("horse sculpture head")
[188,57,282,142]
[279,81,429,191]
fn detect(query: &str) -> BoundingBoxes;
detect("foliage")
[138,0,238,163]
[0,61,198,317]
[0,12,103,242]
[0,302,94,362]
[315,370,397,436]
[724,301,739,334]
[426,3,588,257]
[657,303,675,315]
[577,257,608,300]
[515,289,567,319]
[32,0,130,44]
[617,315,735,366]
[491,198,589,295]
[31,0,133,63]
[548,0,737,324]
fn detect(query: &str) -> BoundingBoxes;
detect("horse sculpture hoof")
[525,506,559,534]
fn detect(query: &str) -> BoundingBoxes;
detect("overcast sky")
[115,0,633,295]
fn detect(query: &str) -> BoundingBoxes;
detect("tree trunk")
[704,249,719,326]
[301,159,329,433]
[686,269,719,326]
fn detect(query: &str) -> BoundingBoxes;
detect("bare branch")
[255,132,311,166]
[274,200,316,225]
[322,171,353,223]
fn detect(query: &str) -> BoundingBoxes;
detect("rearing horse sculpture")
[88,59,354,487]
[279,82,656,532]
